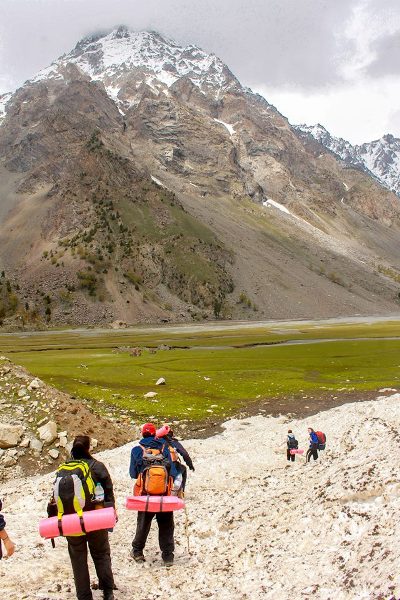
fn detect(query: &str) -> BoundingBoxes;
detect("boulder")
[156,377,166,386]
[2,456,17,468]
[48,449,59,460]
[38,421,57,444]
[28,378,42,390]
[17,387,28,397]
[58,436,68,448]
[30,438,44,452]
[20,438,30,448]
[144,392,158,399]
[0,424,24,448]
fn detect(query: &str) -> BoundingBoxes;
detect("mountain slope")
[0,28,399,327]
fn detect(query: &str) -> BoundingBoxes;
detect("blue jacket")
[309,431,319,446]
[129,436,178,479]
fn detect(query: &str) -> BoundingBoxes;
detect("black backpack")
[53,460,96,518]
[288,436,298,449]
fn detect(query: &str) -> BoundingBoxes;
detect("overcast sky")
[0,0,399,144]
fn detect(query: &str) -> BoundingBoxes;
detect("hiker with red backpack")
[48,435,117,600]
[129,423,178,567]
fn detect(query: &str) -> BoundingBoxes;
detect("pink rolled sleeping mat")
[290,449,304,455]
[126,495,185,512]
[39,507,116,539]
[156,425,170,438]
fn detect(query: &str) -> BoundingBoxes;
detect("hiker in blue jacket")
[129,423,178,566]
[306,428,319,462]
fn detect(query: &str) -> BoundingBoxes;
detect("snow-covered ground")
[1,393,400,599]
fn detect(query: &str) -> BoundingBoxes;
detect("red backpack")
[315,431,326,450]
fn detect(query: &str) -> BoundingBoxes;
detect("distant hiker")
[129,423,177,566]
[286,429,298,462]
[49,435,116,600]
[0,498,16,559]
[306,428,319,462]
[156,424,195,494]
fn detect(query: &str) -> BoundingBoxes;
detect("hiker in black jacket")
[156,424,195,493]
[65,435,116,600]
[286,430,298,462]
[0,498,16,559]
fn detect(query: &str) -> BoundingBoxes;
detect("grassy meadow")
[1,318,400,422]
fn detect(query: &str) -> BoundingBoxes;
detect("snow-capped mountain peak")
[32,26,240,110]
[295,123,400,196]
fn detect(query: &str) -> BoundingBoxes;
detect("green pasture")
[2,319,400,421]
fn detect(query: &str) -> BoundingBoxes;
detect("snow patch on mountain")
[214,119,236,136]
[263,198,291,215]
[0,91,12,125]
[295,124,400,197]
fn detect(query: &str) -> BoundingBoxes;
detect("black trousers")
[67,529,115,600]
[132,511,175,559]
[287,449,295,461]
[306,443,319,462]
[178,463,188,491]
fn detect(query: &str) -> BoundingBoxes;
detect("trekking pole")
[184,506,191,555]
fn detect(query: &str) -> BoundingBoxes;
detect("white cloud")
[256,77,400,144]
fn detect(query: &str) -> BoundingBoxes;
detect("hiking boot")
[130,549,146,562]
[163,555,174,567]
[103,591,115,600]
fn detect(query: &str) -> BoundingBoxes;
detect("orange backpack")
[134,446,172,496]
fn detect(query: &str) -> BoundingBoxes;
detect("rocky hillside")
[1,392,400,599]
[1,27,400,327]
[0,356,135,481]
[296,124,400,196]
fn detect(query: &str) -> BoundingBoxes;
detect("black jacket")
[0,498,5,531]
[87,458,115,506]
[165,435,194,470]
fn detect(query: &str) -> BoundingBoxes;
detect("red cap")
[141,423,156,436]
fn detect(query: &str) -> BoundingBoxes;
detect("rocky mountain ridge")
[0,27,400,327]
[295,123,400,196]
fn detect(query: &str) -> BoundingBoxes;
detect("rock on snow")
[1,394,400,599]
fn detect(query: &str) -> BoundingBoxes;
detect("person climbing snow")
[129,423,178,567]
[306,427,319,462]
[286,429,298,462]
[156,424,195,494]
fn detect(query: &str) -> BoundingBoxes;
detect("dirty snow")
[1,393,400,599]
